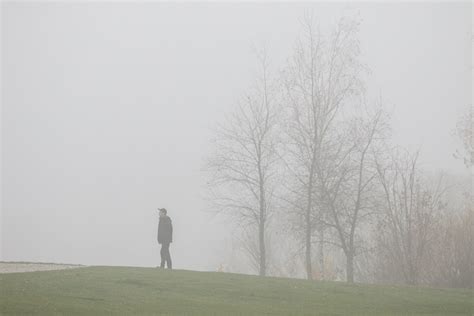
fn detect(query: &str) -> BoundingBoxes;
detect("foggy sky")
[1,2,471,270]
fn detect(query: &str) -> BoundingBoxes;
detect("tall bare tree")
[206,50,280,276]
[282,15,364,280]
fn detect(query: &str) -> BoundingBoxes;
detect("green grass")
[1,266,472,315]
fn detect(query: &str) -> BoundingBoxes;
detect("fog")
[1,2,471,273]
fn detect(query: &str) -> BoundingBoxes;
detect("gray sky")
[1,2,471,270]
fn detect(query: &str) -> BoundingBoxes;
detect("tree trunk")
[305,204,312,280]
[305,172,314,280]
[346,251,354,283]
[319,228,325,280]
[257,155,266,277]
[259,219,266,276]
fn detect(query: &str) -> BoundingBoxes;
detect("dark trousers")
[160,242,172,269]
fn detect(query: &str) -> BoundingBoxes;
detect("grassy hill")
[1,266,472,315]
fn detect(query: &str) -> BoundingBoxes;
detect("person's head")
[159,208,167,217]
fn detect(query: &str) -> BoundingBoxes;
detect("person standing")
[157,208,173,269]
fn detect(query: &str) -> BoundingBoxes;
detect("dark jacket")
[158,215,173,244]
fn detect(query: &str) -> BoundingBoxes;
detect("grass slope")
[1,266,472,315]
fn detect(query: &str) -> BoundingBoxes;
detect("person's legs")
[164,243,172,269]
[160,244,166,268]
[168,247,172,269]
[160,243,172,269]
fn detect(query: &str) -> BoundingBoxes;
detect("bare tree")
[206,50,280,276]
[374,149,447,285]
[437,106,474,288]
[281,15,364,280]
[316,108,387,283]
[430,198,473,288]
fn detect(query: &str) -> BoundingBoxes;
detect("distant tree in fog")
[281,15,364,280]
[318,108,387,283]
[206,50,280,276]
[374,150,447,285]
[453,106,473,168]
[438,107,473,288]
[430,196,473,288]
